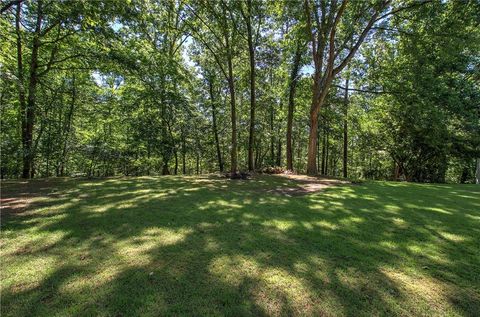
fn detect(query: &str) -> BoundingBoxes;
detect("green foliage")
[0,0,478,182]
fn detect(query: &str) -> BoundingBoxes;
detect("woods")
[1,0,479,183]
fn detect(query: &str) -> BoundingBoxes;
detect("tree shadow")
[1,176,479,316]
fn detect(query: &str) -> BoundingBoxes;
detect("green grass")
[1,175,479,316]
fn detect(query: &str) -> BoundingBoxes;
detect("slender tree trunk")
[16,3,28,178]
[270,103,275,165]
[286,43,302,171]
[22,0,42,178]
[476,158,480,184]
[276,138,281,166]
[225,39,237,174]
[209,79,223,172]
[325,127,329,175]
[196,152,200,175]
[321,125,326,175]
[174,148,178,175]
[60,75,76,176]
[343,76,349,178]
[317,117,320,171]
[181,132,186,174]
[245,0,256,171]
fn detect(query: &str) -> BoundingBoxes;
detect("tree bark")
[304,0,387,175]
[59,75,76,176]
[22,0,43,178]
[286,43,303,171]
[276,138,281,166]
[270,103,275,165]
[343,76,349,178]
[225,35,237,175]
[325,126,329,175]
[15,2,27,178]
[181,129,186,174]
[245,0,256,172]
[476,158,480,184]
[209,78,223,172]
[321,124,326,174]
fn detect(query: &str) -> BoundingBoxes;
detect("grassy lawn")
[1,175,479,316]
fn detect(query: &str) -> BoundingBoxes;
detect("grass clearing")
[1,175,479,316]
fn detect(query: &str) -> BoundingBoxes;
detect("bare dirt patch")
[266,174,349,196]
[1,178,71,215]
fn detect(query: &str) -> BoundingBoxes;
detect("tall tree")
[187,0,239,175]
[240,0,260,172]
[304,0,393,175]
[286,41,304,171]
[342,74,349,178]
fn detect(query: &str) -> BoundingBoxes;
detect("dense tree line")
[1,0,479,183]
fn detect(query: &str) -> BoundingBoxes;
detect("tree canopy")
[1,0,479,183]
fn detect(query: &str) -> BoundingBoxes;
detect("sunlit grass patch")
[1,176,479,316]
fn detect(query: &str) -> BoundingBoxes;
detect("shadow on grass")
[1,176,479,316]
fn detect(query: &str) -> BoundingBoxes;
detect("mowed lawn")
[1,175,479,317]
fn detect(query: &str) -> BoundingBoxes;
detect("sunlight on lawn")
[1,176,479,316]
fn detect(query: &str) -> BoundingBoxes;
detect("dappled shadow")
[1,176,479,316]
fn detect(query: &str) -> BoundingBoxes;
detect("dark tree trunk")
[270,104,274,165]
[321,124,326,175]
[209,78,223,172]
[182,133,186,174]
[245,0,256,172]
[343,76,349,178]
[276,138,281,166]
[162,163,170,175]
[16,3,27,178]
[476,158,480,184]
[174,148,178,175]
[196,152,200,175]
[22,0,43,178]
[225,48,237,175]
[59,75,76,176]
[325,127,329,175]
[286,43,303,171]
[317,116,320,172]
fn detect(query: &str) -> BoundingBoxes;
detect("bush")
[257,166,285,174]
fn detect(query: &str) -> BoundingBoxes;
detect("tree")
[303,0,392,175]
[187,0,240,175]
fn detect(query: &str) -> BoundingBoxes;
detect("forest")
[2,1,480,316]
[1,0,478,183]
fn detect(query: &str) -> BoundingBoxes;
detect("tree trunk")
[306,100,320,175]
[276,138,281,166]
[286,43,302,171]
[317,116,320,171]
[174,148,178,175]
[162,162,170,175]
[476,158,480,184]
[22,0,43,178]
[246,0,256,172]
[209,78,223,172]
[16,3,27,178]
[343,76,349,178]
[325,127,329,176]
[321,124,326,175]
[182,132,186,174]
[225,43,237,174]
[306,77,333,175]
[60,75,76,176]
[196,152,200,175]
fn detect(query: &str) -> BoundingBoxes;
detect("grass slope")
[1,175,479,316]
